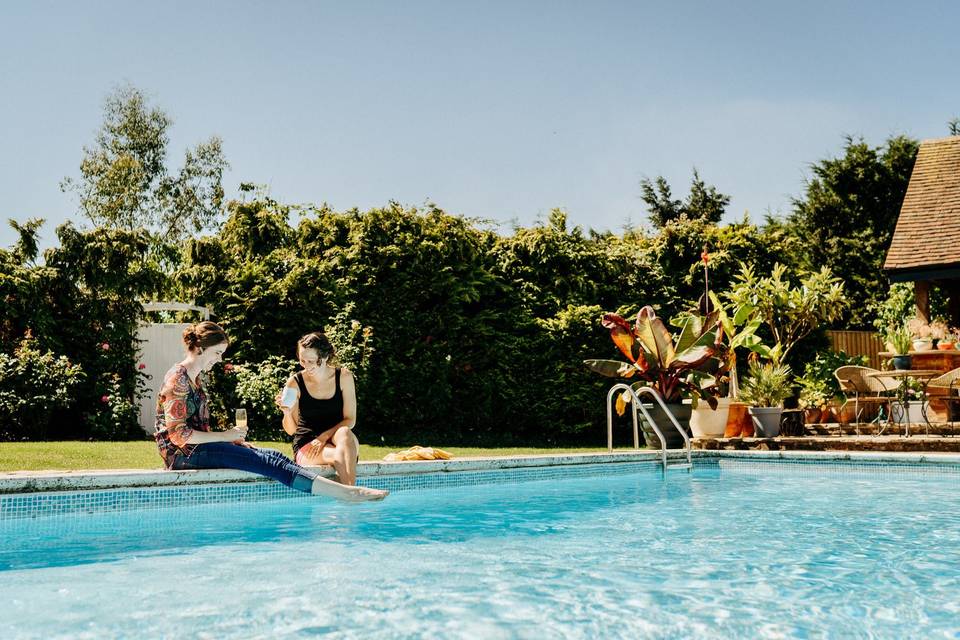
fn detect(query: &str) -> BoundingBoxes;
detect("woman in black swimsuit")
[279,333,362,485]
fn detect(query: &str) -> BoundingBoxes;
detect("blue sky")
[2,0,958,250]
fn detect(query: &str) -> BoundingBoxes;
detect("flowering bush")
[0,334,85,440]
[85,372,146,440]
[230,356,299,440]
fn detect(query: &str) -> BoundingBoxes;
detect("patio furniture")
[926,366,960,425]
[833,366,898,435]
[866,369,940,437]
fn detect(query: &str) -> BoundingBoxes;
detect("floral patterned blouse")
[154,364,210,468]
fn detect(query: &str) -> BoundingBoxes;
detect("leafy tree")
[645,214,800,319]
[640,169,730,229]
[725,263,847,364]
[8,218,44,264]
[61,84,228,242]
[787,135,919,329]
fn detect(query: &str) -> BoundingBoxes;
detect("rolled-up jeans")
[171,442,318,493]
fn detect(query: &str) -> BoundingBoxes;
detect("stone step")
[692,435,960,453]
[803,422,960,437]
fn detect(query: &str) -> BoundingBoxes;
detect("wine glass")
[235,408,247,430]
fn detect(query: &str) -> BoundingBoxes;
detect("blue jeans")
[171,442,318,493]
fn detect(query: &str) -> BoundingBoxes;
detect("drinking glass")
[235,408,247,430]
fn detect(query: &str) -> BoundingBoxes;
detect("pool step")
[664,462,692,471]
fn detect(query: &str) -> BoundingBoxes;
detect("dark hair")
[182,321,228,353]
[298,332,334,360]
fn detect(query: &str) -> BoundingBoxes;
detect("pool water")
[2,461,960,638]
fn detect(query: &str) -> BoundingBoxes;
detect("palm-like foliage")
[584,305,725,412]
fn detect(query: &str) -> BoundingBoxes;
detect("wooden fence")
[826,330,884,369]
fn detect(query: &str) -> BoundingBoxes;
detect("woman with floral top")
[154,321,387,502]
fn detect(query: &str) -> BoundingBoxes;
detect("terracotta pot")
[938,341,956,351]
[804,407,822,424]
[724,402,754,437]
[832,402,856,425]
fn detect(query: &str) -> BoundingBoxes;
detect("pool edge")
[4,449,960,494]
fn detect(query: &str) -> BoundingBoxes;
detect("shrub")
[85,371,148,440]
[0,334,85,440]
[795,350,867,406]
[231,356,299,441]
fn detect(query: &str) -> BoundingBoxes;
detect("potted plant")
[886,323,912,370]
[584,306,724,449]
[687,292,770,438]
[890,379,929,425]
[797,378,829,424]
[739,359,793,437]
[797,350,868,425]
[932,321,955,350]
[908,317,934,351]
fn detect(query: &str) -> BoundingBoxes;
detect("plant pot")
[638,402,691,449]
[912,339,933,352]
[748,406,783,437]
[690,397,731,438]
[804,407,823,424]
[938,341,956,351]
[724,402,754,437]
[891,355,912,371]
[890,401,928,425]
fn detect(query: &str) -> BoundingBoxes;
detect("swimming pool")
[2,457,959,638]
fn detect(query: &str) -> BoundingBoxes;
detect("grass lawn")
[0,441,609,473]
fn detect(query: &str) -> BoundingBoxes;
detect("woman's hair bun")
[182,326,200,348]
[182,321,228,352]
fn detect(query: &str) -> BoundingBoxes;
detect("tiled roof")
[884,136,960,273]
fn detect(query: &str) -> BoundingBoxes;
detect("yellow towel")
[383,445,453,461]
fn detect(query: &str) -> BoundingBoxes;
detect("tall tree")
[640,168,730,229]
[61,84,229,241]
[787,135,919,329]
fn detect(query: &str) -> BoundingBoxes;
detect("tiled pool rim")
[4,450,960,521]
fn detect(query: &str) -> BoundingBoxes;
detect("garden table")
[867,369,940,437]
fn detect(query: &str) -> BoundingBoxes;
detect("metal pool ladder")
[606,383,692,475]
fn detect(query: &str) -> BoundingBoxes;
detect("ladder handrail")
[606,383,641,451]
[606,383,692,472]
[633,386,692,469]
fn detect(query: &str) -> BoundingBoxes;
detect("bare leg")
[330,427,359,485]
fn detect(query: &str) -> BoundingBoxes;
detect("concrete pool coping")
[3,449,960,494]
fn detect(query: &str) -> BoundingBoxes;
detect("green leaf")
[583,359,636,378]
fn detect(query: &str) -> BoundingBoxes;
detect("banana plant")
[584,305,725,415]
[707,291,773,399]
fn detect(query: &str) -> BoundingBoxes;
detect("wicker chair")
[833,366,898,435]
[927,366,960,426]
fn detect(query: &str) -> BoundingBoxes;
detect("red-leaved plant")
[584,306,726,415]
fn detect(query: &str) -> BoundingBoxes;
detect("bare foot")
[340,486,389,503]
[311,475,388,501]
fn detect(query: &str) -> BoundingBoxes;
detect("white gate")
[136,303,210,434]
